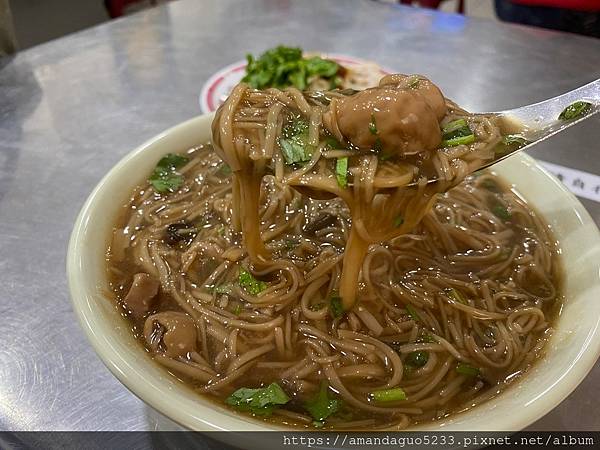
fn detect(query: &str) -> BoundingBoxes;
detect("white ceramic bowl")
[68,114,600,432]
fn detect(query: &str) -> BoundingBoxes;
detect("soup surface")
[107,144,561,429]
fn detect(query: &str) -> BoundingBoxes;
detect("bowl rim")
[67,114,600,432]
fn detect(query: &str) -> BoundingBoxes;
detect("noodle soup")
[106,143,561,429]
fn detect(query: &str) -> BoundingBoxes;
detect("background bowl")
[67,114,600,433]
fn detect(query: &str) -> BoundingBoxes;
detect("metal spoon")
[433,78,600,183]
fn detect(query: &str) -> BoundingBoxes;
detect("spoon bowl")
[471,78,600,176]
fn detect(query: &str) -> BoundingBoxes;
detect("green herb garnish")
[149,153,189,193]
[419,333,436,343]
[156,153,188,169]
[369,113,378,135]
[310,302,326,311]
[373,137,383,153]
[280,138,313,164]
[217,163,232,176]
[336,157,348,189]
[304,56,339,78]
[283,117,309,137]
[370,387,407,402]
[330,295,344,318]
[442,134,476,147]
[492,204,511,221]
[407,75,420,88]
[456,362,480,377]
[502,134,529,149]
[239,268,267,295]
[232,304,243,315]
[442,119,469,135]
[279,140,312,164]
[441,119,475,147]
[379,151,394,161]
[481,178,499,192]
[405,304,421,322]
[226,382,290,416]
[242,46,339,90]
[405,351,429,368]
[283,238,299,250]
[393,215,404,227]
[558,101,592,121]
[304,381,342,423]
[329,76,342,90]
[213,284,233,295]
[446,288,467,304]
[324,136,343,150]
[280,118,313,164]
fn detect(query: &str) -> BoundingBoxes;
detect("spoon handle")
[499,78,600,136]
[466,78,600,177]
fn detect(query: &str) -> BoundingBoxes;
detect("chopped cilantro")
[149,153,189,193]
[502,134,529,149]
[405,304,421,322]
[213,284,233,295]
[280,118,313,164]
[407,75,420,88]
[283,238,299,250]
[373,137,383,153]
[441,119,475,147]
[310,302,326,311]
[456,362,480,377]
[304,382,342,423]
[370,387,407,402]
[239,268,267,295]
[156,153,188,170]
[330,295,344,318]
[379,150,394,161]
[492,204,511,221]
[369,113,378,135]
[217,163,232,176]
[242,46,339,90]
[442,134,475,147]
[481,178,500,192]
[393,215,404,227]
[446,288,467,304]
[558,101,592,121]
[405,351,429,368]
[324,136,343,150]
[336,157,348,189]
[226,382,290,416]
[329,76,342,89]
[442,119,469,136]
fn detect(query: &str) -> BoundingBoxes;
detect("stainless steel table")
[1,0,599,432]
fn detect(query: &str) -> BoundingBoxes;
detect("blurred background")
[2,0,598,54]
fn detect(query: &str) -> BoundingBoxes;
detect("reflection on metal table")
[0,0,599,434]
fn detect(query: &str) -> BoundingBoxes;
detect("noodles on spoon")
[212,74,502,309]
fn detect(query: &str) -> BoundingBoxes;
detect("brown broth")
[106,145,562,429]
